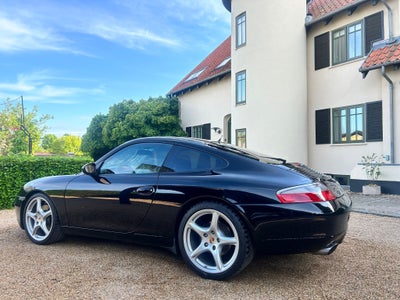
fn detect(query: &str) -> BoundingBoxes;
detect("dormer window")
[215,57,231,69]
[184,68,206,82]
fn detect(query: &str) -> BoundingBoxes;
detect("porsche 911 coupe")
[15,137,351,280]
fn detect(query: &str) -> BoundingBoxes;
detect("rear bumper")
[239,196,351,254]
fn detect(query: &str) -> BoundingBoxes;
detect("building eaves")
[222,0,231,12]
[167,36,231,97]
[306,0,371,27]
[359,37,400,76]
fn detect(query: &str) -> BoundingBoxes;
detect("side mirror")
[82,162,97,176]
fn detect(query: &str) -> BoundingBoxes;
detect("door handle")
[135,186,155,196]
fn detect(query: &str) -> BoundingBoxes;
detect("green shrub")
[0,156,92,209]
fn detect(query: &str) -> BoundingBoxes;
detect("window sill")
[330,56,365,69]
[331,142,367,146]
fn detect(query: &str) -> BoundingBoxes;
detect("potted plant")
[361,153,384,195]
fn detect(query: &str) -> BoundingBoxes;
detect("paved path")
[349,192,400,218]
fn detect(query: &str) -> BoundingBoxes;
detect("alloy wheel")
[182,208,240,274]
[25,195,54,242]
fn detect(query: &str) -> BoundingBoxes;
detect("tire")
[178,202,254,280]
[23,193,64,245]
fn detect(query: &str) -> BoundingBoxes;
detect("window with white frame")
[236,70,246,104]
[236,12,246,48]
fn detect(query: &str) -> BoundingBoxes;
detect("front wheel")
[178,202,254,280]
[23,193,64,245]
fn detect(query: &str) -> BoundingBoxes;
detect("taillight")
[277,182,336,204]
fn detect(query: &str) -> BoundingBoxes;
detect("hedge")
[0,156,92,209]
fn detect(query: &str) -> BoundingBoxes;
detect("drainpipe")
[381,66,394,164]
[379,1,395,163]
[381,0,393,40]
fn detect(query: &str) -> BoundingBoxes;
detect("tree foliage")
[81,96,186,159]
[41,134,83,155]
[41,134,57,150]
[81,114,110,160]
[0,99,52,155]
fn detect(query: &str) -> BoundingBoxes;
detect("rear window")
[207,142,285,164]
[162,145,228,173]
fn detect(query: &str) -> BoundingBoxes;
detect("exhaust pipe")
[314,243,338,255]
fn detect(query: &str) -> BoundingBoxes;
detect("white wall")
[230,0,308,162]
[179,76,231,141]
[307,0,400,175]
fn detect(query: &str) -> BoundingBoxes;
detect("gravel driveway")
[1,209,399,299]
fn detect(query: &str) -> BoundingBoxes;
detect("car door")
[142,145,228,238]
[65,143,172,233]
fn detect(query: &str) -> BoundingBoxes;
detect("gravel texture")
[349,191,400,218]
[1,209,399,299]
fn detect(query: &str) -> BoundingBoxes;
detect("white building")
[168,0,400,194]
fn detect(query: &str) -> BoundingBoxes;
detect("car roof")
[127,136,285,164]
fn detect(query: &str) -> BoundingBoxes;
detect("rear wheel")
[23,193,64,245]
[178,202,253,280]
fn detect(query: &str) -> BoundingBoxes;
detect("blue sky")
[0,0,230,136]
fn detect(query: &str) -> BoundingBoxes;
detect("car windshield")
[206,141,285,164]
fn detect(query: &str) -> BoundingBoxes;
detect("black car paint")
[15,137,351,254]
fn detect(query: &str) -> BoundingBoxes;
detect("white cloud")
[0,0,230,55]
[0,0,188,54]
[0,14,84,54]
[85,20,180,49]
[0,70,104,104]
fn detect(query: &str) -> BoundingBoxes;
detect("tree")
[102,96,186,149]
[41,134,58,151]
[61,134,82,155]
[81,114,110,160]
[81,96,186,159]
[0,99,52,155]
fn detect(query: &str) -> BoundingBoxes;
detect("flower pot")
[362,184,381,195]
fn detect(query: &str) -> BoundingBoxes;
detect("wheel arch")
[19,190,66,229]
[17,189,45,229]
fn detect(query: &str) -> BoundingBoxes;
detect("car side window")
[161,145,227,173]
[100,143,172,175]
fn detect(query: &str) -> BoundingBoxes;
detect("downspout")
[381,0,393,40]
[380,1,394,163]
[381,66,395,164]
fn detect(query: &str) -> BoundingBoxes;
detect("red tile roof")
[168,36,231,97]
[360,38,400,75]
[306,0,370,25]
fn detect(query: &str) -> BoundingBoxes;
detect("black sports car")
[15,137,351,280]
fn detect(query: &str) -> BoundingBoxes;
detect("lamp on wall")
[212,127,223,143]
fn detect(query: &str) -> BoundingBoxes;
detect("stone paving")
[348,191,400,218]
